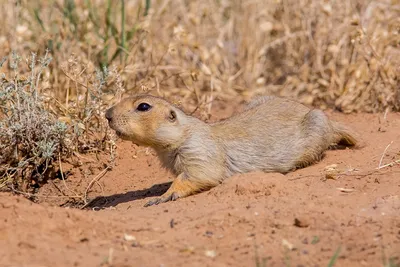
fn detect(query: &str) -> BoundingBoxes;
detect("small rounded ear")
[168,110,177,122]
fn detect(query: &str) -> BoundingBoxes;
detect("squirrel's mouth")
[114,130,136,143]
[108,123,125,138]
[115,130,127,138]
[108,122,129,140]
[114,130,142,146]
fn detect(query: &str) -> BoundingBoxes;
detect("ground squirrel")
[105,94,358,207]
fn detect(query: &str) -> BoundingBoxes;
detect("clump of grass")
[58,53,123,155]
[0,51,68,192]
[0,50,121,194]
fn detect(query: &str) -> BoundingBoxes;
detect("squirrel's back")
[211,96,358,174]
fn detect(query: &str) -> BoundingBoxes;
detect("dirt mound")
[1,111,400,267]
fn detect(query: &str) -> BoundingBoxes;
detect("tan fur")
[105,94,360,206]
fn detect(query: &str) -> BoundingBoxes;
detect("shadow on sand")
[85,182,172,209]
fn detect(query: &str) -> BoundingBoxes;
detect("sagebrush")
[0,50,119,193]
[0,51,68,191]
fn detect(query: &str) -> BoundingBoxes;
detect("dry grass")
[0,0,399,192]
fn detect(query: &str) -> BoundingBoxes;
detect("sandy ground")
[1,104,400,267]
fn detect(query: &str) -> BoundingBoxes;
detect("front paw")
[144,192,180,207]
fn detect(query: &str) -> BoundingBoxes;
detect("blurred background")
[1,0,399,112]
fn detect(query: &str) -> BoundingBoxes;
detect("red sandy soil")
[1,104,399,267]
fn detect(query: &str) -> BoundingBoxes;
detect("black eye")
[136,103,152,112]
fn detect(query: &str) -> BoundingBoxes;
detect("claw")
[144,198,161,207]
[143,192,181,207]
[171,192,180,201]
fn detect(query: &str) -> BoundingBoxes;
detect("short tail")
[330,121,361,148]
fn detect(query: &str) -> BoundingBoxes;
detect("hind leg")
[294,109,333,168]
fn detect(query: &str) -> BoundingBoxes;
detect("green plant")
[0,49,121,195]
[30,0,148,69]
[254,241,268,267]
[327,246,341,267]
[383,249,400,267]
[0,51,68,191]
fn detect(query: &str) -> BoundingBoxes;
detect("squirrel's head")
[105,95,188,150]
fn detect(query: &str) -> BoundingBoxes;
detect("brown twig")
[377,141,393,169]
[83,166,111,204]
[58,153,82,199]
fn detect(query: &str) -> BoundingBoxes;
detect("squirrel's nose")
[105,108,113,122]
